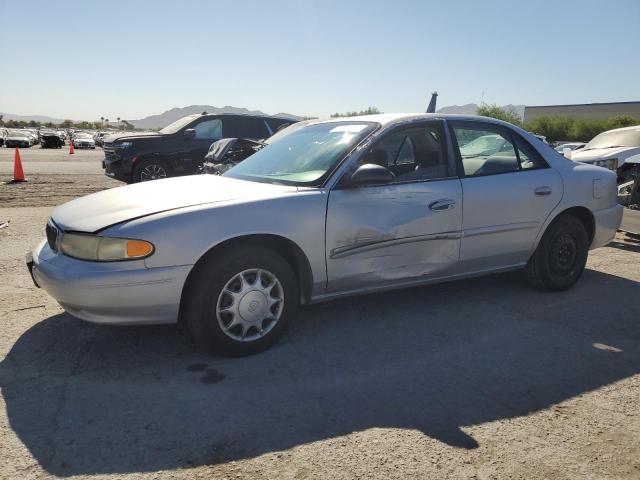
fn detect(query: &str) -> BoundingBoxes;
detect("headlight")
[60,233,154,261]
[593,158,618,171]
[114,141,132,149]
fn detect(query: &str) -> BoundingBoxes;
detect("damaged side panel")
[325,179,463,293]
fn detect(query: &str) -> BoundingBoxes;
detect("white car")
[29,114,623,356]
[73,134,96,149]
[4,130,32,148]
[554,142,586,154]
[571,125,640,186]
[529,133,549,144]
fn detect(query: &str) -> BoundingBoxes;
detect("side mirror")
[184,128,196,139]
[350,163,395,186]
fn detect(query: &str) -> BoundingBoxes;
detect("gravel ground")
[1,149,639,479]
[0,147,118,207]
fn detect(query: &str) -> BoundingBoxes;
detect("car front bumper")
[591,204,624,249]
[29,239,192,325]
[6,140,30,148]
[102,148,133,182]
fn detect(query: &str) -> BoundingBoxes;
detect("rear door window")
[223,117,271,140]
[266,119,293,135]
[450,122,548,176]
[451,123,519,177]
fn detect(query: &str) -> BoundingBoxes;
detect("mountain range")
[0,106,305,129]
[436,103,525,118]
[1,103,525,128]
[128,105,305,129]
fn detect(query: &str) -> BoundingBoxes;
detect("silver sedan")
[29,114,623,356]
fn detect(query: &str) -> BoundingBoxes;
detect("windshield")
[584,129,640,150]
[159,115,198,134]
[224,121,378,186]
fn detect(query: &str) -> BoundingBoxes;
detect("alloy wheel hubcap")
[216,268,284,342]
[140,164,167,181]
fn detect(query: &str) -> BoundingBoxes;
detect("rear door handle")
[429,199,456,211]
[534,186,552,196]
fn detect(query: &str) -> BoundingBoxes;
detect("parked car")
[40,130,64,149]
[102,113,295,183]
[72,133,96,149]
[93,131,109,147]
[529,132,549,144]
[25,129,39,145]
[28,114,623,356]
[571,125,640,188]
[458,133,512,158]
[5,130,32,148]
[203,121,309,174]
[0,128,7,147]
[203,138,266,174]
[554,142,586,154]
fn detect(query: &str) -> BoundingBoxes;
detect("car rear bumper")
[29,240,192,325]
[591,204,624,249]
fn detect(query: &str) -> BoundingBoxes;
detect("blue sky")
[1,0,638,120]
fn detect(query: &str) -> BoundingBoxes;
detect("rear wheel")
[183,246,299,356]
[525,214,589,291]
[132,158,171,183]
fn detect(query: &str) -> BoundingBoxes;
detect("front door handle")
[429,199,456,211]
[534,186,552,196]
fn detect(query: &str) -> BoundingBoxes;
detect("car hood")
[105,131,161,143]
[6,136,29,140]
[571,146,640,164]
[51,174,299,232]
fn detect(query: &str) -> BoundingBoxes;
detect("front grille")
[103,146,118,161]
[46,221,59,252]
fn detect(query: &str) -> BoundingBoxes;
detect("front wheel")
[525,214,589,291]
[183,246,299,356]
[132,158,172,183]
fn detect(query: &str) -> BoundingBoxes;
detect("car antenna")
[426,91,438,113]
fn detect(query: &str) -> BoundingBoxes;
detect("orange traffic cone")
[11,148,27,183]
[69,140,75,155]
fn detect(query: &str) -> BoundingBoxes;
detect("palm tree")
[100,116,104,127]
[117,116,121,125]
[105,118,110,125]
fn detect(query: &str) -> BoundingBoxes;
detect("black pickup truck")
[102,113,295,183]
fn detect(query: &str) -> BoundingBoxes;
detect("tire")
[525,213,589,291]
[131,158,172,183]
[183,245,299,356]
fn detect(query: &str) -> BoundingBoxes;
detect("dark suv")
[102,113,294,183]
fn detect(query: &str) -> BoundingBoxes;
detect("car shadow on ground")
[1,269,639,476]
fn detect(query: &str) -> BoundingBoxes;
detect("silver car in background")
[29,114,623,356]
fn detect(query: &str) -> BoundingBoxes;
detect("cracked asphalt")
[1,148,640,479]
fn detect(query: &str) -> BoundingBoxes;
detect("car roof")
[601,125,640,133]
[187,113,296,121]
[306,113,520,129]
